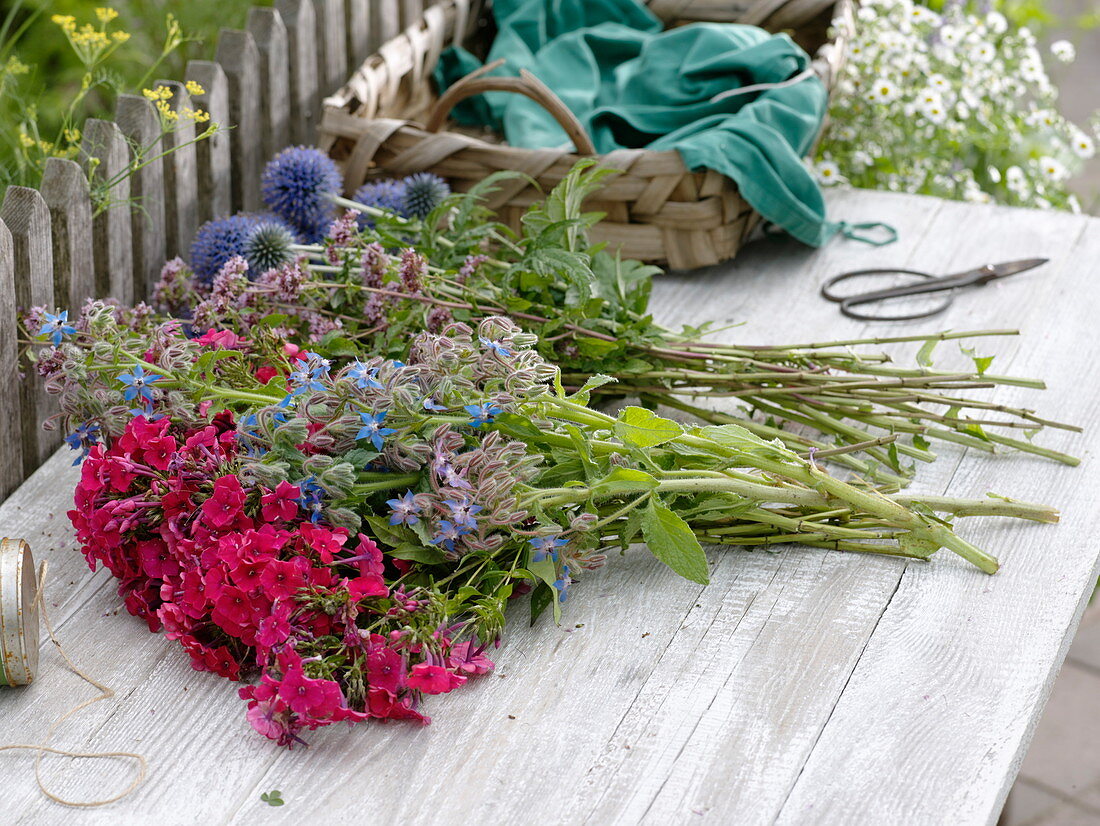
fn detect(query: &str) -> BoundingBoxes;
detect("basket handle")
[425,60,597,156]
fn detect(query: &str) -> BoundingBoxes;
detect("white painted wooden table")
[1,190,1097,825]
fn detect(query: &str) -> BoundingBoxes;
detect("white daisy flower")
[1070,132,1095,159]
[1050,40,1076,63]
[969,41,996,63]
[865,77,900,104]
[1037,156,1067,181]
[814,159,844,185]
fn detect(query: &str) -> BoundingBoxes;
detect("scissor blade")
[986,258,1048,280]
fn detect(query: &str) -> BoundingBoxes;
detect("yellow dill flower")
[185,80,205,97]
[18,131,35,148]
[52,14,77,32]
[4,57,29,75]
[143,85,173,102]
[63,128,82,144]
[111,31,130,43]
[95,7,120,24]
[182,107,211,124]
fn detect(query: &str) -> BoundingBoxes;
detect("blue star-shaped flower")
[464,402,501,429]
[422,396,446,412]
[530,534,569,564]
[356,411,397,451]
[348,360,383,390]
[553,565,571,603]
[39,311,76,347]
[429,519,472,553]
[444,499,483,530]
[64,421,101,465]
[386,490,421,526]
[479,337,512,358]
[297,477,325,523]
[117,365,163,404]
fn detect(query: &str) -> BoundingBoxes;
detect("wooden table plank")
[0,190,1097,824]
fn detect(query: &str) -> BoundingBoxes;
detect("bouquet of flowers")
[29,153,1072,746]
[816,0,1098,210]
[159,150,1079,491]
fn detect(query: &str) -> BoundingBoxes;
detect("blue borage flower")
[422,396,446,412]
[118,365,162,404]
[386,490,421,526]
[356,411,397,451]
[297,477,326,523]
[348,360,383,390]
[479,337,511,358]
[238,414,266,457]
[553,565,572,602]
[444,499,483,530]
[273,394,295,425]
[287,352,330,396]
[430,519,472,553]
[530,534,569,564]
[39,311,76,347]
[261,145,342,242]
[464,403,502,428]
[64,421,101,465]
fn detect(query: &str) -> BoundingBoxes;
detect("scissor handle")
[820,269,953,322]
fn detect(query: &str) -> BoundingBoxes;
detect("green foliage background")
[0,0,265,187]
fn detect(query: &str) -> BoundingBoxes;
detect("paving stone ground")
[1007,600,1100,825]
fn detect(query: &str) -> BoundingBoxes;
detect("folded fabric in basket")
[435,0,848,248]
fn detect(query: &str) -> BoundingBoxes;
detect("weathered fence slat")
[248,7,293,164]
[115,95,167,300]
[0,188,58,478]
[401,0,425,28]
[0,220,25,499]
[276,0,320,145]
[154,81,200,263]
[345,0,371,74]
[314,0,349,96]
[186,61,233,225]
[217,30,264,213]
[373,0,401,49]
[40,158,95,313]
[80,119,133,305]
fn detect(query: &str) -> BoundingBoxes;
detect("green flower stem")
[349,473,421,494]
[679,329,1022,350]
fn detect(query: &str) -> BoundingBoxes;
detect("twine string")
[0,560,148,807]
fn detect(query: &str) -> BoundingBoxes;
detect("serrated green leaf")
[530,582,554,625]
[697,423,793,459]
[570,373,617,404]
[614,406,682,449]
[641,500,709,584]
[590,467,659,497]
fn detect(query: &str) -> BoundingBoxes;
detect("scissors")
[820,258,1048,321]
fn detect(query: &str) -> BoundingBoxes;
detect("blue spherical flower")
[261,145,342,242]
[402,172,450,219]
[353,178,408,228]
[189,214,259,285]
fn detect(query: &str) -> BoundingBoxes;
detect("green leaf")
[898,532,940,559]
[527,557,562,623]
[916,338,938,367]
[570,373,617,404]
[641,500,710,584]
[614,406,682,449]
[697,424,793,459]
[912,434,931,451]
[388,543,447,565]
[530,582,554,625]
[260,790,285,807]
[589,467,659,497]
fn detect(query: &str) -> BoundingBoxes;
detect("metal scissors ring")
[820,258,1048,322]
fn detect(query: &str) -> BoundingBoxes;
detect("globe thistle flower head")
[402,172,450,219]
[261,145,342,242]
[190,214,260,285]
[354,178,408,228]
[245,219,298,275]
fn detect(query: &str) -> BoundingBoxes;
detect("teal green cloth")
[435,0,864,248]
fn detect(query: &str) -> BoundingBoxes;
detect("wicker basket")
[319,0,853,270]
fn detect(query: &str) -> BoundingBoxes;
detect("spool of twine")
[0,538,38,686]
[0,539,147,807]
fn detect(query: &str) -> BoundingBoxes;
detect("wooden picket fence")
[0,0,441,501]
